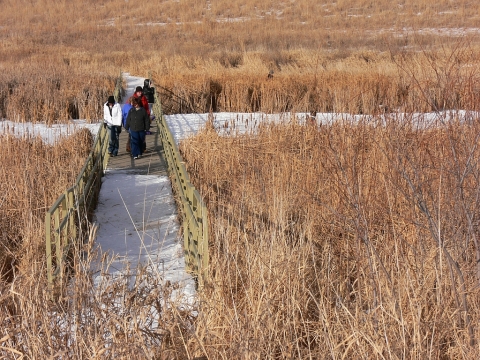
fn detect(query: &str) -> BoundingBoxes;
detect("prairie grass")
[2,0,480,358]
[1,0,480,121]
[180,114,480,358]
[0,57,119,124]
[158,45,480,114]
[2,0,480,55]
[0,129,92,283]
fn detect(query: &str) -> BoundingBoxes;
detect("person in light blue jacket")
[122,96,134,127]
[104,95,123,156]
[122,96,134,152]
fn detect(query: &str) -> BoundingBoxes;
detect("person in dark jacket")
[125,97,150,159]
[143,78,155,104]
[133,85,153,135]
[133,86,151,117]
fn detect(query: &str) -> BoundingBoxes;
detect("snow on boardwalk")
[91,74,196,301]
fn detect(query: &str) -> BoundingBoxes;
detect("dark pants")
[108,125,121,156]
[130,130,146,157]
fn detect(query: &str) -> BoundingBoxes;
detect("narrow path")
[91,74,195,300]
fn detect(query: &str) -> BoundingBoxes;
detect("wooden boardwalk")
[105,125,168,175]
[91,75,195,299]
[92,121,196,296]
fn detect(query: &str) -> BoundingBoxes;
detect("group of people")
[103,86,152,159]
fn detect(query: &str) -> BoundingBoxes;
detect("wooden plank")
[105,127,168,176]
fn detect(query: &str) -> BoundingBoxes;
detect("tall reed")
[180,114,480,358]
[0,129,92,282]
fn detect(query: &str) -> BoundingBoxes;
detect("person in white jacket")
[104,95,123,156]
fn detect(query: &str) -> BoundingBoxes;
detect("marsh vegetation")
[1,0,480,358]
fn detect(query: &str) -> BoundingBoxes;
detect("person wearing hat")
[133,86,150,118]
[104,95,123,156]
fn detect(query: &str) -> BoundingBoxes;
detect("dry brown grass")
[0,223,195,358]
[2,46,480,121]
[0,55,119,124]
[0,129,92,282]
[2,0,480,358]
[157,46,480,114]
[180,115,480,358]
[3,0,480,55]
[0,0,480,122]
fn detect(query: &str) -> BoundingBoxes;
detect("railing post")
[68,188,76,240]
[45,212,53,294]
[200,202,209,287]
[63,190,69,236]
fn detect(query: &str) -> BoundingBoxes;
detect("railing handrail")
[45,71,122,296]
[152,81,209,288]
[45,124,109,294]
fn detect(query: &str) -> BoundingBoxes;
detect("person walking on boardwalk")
[133,86,151,117]
[125,97,150,159]
[133,85,152,136]
[122,96,134,153]
[104,95,123,156]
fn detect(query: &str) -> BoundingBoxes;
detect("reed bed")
[179,115,480,358]
[156,47,480,114]
[2,0,480,358]
[0,129,93,283]
[2,47,479,122]
[3,0,480,56]
[0,55,119,124]
[1,0,480,123]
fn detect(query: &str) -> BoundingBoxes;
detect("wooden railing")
[152,87,209,288]
[45,73,122,295]
[45,124,109,294]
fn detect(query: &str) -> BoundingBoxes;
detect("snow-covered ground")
[164,109,480,143]
[0,119,101,144]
